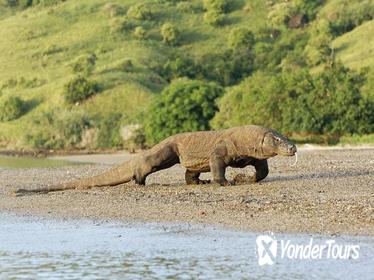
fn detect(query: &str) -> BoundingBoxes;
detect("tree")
[200,49,253,86]
[63,75,99,104]
[213,65,374,136]
[304,20,333,66]
[162,56,200,81]
[203,10,225,26]
[72,53,97,76]
[228,28,255,50]
[133,26,147,40]
[0,96,27,121]
[126,3,153,20]
[289,64,374,135]
[160,23,180,45]
[203,0,228,13]
[145,78,223,144]
[211,71,286,130]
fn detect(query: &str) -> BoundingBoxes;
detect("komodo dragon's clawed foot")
[213,179,235,186]
[186,179,211,185]
[233,174,257,185]
[196,179,211,185]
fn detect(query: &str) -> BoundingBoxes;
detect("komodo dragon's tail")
[13,160,136,196]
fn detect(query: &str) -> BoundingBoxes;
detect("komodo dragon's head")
[261,129,297,157]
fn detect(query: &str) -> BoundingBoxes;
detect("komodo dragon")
[14,125,296,196]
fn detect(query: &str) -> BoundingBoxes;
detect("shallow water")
[0,215,373,279]
[0,155,83,168]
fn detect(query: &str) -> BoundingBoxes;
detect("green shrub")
[282,64,374,135]
[211,71,285,130]
[133,26,147,40]
[72,53,97,76]
[200,49,253,86]
[24,131,55,149]
[162,56,200,81]
[304,20,333,66]
[19,0,33,7]
[25,109,90,149]
[361,68,374,100]
[328,0,374,36]
[160,23,180,45]
[3,0,20,7]
[63,75,100,104]
[203,10,224,26]
[228,28,255,50]
[33,0,65,6]
[268,2,297,26]
[54,110,91,148]
[144,78,223,145]
[213,65,374,135]
[0,96,26,121]
[127,3,153,20]
[96,112,123,148]
[280,50,307,71]
[3,0,65,8]
[253,29,309,72]
[203,0,228,13]
[158,0,186,4]
[294,0,324,20]
[176,2,195,13]
[268,0,323,27]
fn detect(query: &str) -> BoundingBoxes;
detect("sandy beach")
[0,147,373,235]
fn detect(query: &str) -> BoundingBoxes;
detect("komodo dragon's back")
[173,130,222,170]
[173,125,271,171]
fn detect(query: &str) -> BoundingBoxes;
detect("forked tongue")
[290,152,298,166]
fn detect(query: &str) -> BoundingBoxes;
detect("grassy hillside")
[332,20,374,69]
[0,0,269,149]
[0,0,373,150]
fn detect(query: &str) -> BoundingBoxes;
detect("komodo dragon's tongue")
[290,152,298,166]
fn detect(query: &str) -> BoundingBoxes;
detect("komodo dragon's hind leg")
[134,144,180,185]
[185,170,210,185]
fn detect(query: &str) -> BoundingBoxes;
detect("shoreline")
[2,211,374,239]
[0,148,373,236]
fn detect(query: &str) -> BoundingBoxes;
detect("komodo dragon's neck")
[228,126,270,159]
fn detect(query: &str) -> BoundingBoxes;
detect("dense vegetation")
[145,78,223,144]
[0,0,373,150]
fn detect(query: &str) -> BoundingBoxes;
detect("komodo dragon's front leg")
[233,159,269,184]
[253,160,269,182]
[209,141,270,186]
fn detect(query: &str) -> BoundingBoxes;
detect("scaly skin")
[14,125,296,196]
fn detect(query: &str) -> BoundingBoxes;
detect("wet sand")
[0,148,373,235]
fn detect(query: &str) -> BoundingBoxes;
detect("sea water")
[0,214,373,279]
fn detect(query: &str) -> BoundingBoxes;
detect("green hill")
[0,0,373,150]
[332,20,374,69]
